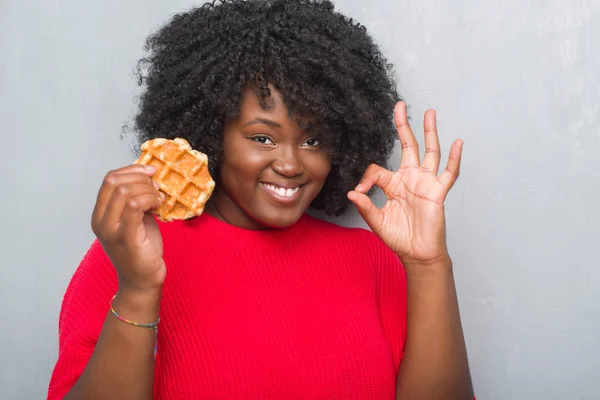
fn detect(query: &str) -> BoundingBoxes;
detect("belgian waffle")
[134,138,215,222]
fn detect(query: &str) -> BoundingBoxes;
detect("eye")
[302,137,321,147]
[249,135,274,145]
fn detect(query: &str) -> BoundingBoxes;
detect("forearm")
[65,289,161,400]
[396,257,473,400]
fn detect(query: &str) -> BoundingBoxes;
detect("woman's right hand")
[91,164,166,292]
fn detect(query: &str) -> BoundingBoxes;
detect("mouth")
[260,182,306,204]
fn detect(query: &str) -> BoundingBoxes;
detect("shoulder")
[67,239,117,291]
[303,213,373,239]
[61,239,118,306]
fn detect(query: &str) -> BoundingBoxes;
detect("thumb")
[347,190,383,233]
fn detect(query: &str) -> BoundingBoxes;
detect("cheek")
[222,140,263,180]
[221,154,272,204]
[308,153,333,183]
[222,156,259,190]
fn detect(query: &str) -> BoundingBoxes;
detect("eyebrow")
[243,118,282,128]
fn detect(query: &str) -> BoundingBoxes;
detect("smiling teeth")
[264,184,299,197]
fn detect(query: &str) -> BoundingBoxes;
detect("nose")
[271,146,304,178]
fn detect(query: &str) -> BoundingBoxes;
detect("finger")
[421,109,441,174]
[119,192,165,246]
[439,139,463,191]
[394,101,420,167]
[112,163,156,176]
[92,165,156,226]
[354,163,394,194]
[103,182,162,231]
[347,190,384,233]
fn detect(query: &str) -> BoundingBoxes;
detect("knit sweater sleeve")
[47,239,119,400]
[373,236,408,374]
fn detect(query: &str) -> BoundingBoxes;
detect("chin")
[252,208,305,229]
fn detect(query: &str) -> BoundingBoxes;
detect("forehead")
[238,85,314,128]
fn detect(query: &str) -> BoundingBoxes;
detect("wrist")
[114,286,162,316]
[401,254,454,280]
[117,276,163,298]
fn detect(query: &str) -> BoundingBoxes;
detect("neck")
[208,189,269,231]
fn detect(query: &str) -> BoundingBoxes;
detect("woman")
[48,1,474,399]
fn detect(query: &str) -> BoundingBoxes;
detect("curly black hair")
[131,0,401,216]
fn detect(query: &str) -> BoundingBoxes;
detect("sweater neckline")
[188,211,311,240]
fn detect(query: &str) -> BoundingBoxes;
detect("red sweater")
[48,213,407,399]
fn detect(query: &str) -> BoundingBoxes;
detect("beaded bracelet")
[109,295,160,356]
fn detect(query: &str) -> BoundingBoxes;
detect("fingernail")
[355,184,363,191]
[145,165,156,173]
[153,180,159,189]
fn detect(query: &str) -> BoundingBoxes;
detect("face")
[210,85,332,230]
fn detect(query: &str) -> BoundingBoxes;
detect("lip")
[260,181,306,189]
[260,182,305,205]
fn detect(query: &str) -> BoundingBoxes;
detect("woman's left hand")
[348,101,463,266]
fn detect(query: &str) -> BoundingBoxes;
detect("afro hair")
[132,0,402,216]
